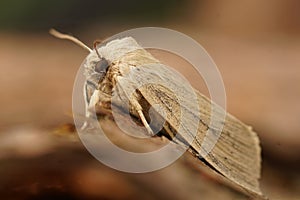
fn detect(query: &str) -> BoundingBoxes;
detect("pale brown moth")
[50,29,265,199]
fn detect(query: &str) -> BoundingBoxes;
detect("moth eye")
[95,58,109,74]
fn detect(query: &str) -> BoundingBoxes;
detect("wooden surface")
[0,118,265,200]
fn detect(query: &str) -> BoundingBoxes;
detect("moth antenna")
[49,28,92,53]
[93,40,103,59]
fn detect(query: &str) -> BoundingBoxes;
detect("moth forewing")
[134,67,262,195]
[84,37,263,196]
[194,92,262,194]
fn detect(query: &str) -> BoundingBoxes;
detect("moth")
[50,29,264,198]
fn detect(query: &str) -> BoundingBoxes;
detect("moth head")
[49,29,115,112]
[49,29,138,103]
[91,40,110,81]
[83,41,111,104]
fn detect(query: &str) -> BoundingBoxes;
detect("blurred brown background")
[0,0,299,199]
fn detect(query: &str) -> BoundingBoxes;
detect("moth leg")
[137,110,154,136]
[87,89,100,113]
[114,75,154,136]
[160,135,169,142]
[130,98,154,136]
[164,124,175,139]
[81,90,100,130]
